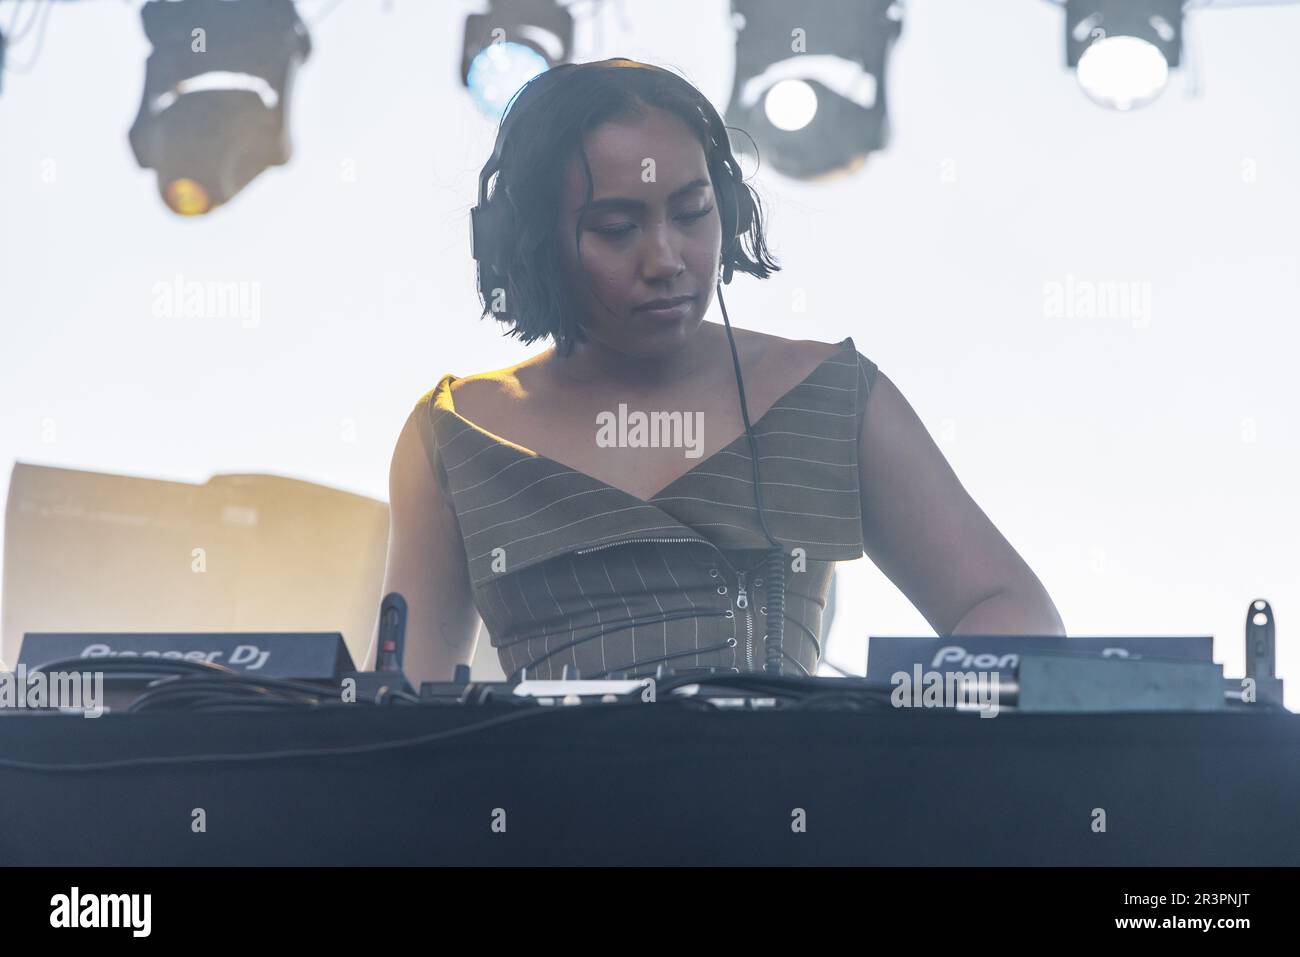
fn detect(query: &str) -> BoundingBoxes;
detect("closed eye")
[591,224,636,237]
[591,205,714,238]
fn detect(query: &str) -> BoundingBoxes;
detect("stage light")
[164,178,212,216]
[461,0,573,120]
[128,0,312,216]
[1077,35,1169,110]
[466,40,550,120]
[1065,0,1182,111]
[724,0,903,181]
[763,79,818,132]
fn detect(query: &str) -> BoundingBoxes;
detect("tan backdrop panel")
[2,462,390,671]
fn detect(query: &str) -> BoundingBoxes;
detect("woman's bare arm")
[365,404,483,685]
[858,372,1065,637]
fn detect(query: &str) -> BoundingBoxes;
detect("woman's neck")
[542,321,735,393]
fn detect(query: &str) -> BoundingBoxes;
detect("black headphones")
[471,61,757,295]
[468,60,790,676]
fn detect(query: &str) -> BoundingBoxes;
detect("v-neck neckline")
[437,336,855,506]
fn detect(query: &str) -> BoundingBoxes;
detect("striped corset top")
[416,336,880,681]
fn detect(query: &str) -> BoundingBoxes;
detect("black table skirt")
[0,706,1296,865]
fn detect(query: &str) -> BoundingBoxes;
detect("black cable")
[779,649,811,677]
[176,702,332,714]
[28,655,239,678]
[127,685,331,714]
[787,690,898,711]
[18,656,391,715]
[377,687,423,705]
[774,612,822,661]
[0,702,581,773]
[140,693,327,714]
[124,671,391,713]
[715,281,787,677]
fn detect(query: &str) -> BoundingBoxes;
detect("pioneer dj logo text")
[930,644,1134,671]
[80,642,271,670]
[50,887,151,937]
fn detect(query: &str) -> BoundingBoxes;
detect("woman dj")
[375,58,1064,686]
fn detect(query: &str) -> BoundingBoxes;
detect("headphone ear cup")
[473,198,510,306]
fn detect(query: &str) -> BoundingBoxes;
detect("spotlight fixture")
[128,0,312,215]
[1065,0,1184,110]
[724,0,903,181]
[461,0,574,120]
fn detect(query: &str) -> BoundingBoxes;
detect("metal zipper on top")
[712,551,768,672]
[735,570,754,669]
[574,536,705,555]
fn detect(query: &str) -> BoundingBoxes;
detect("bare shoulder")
[445,330,844,420]
[726,326,845,378]
[445,357,539,421]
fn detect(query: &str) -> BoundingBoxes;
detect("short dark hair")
[472,57,780,357]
